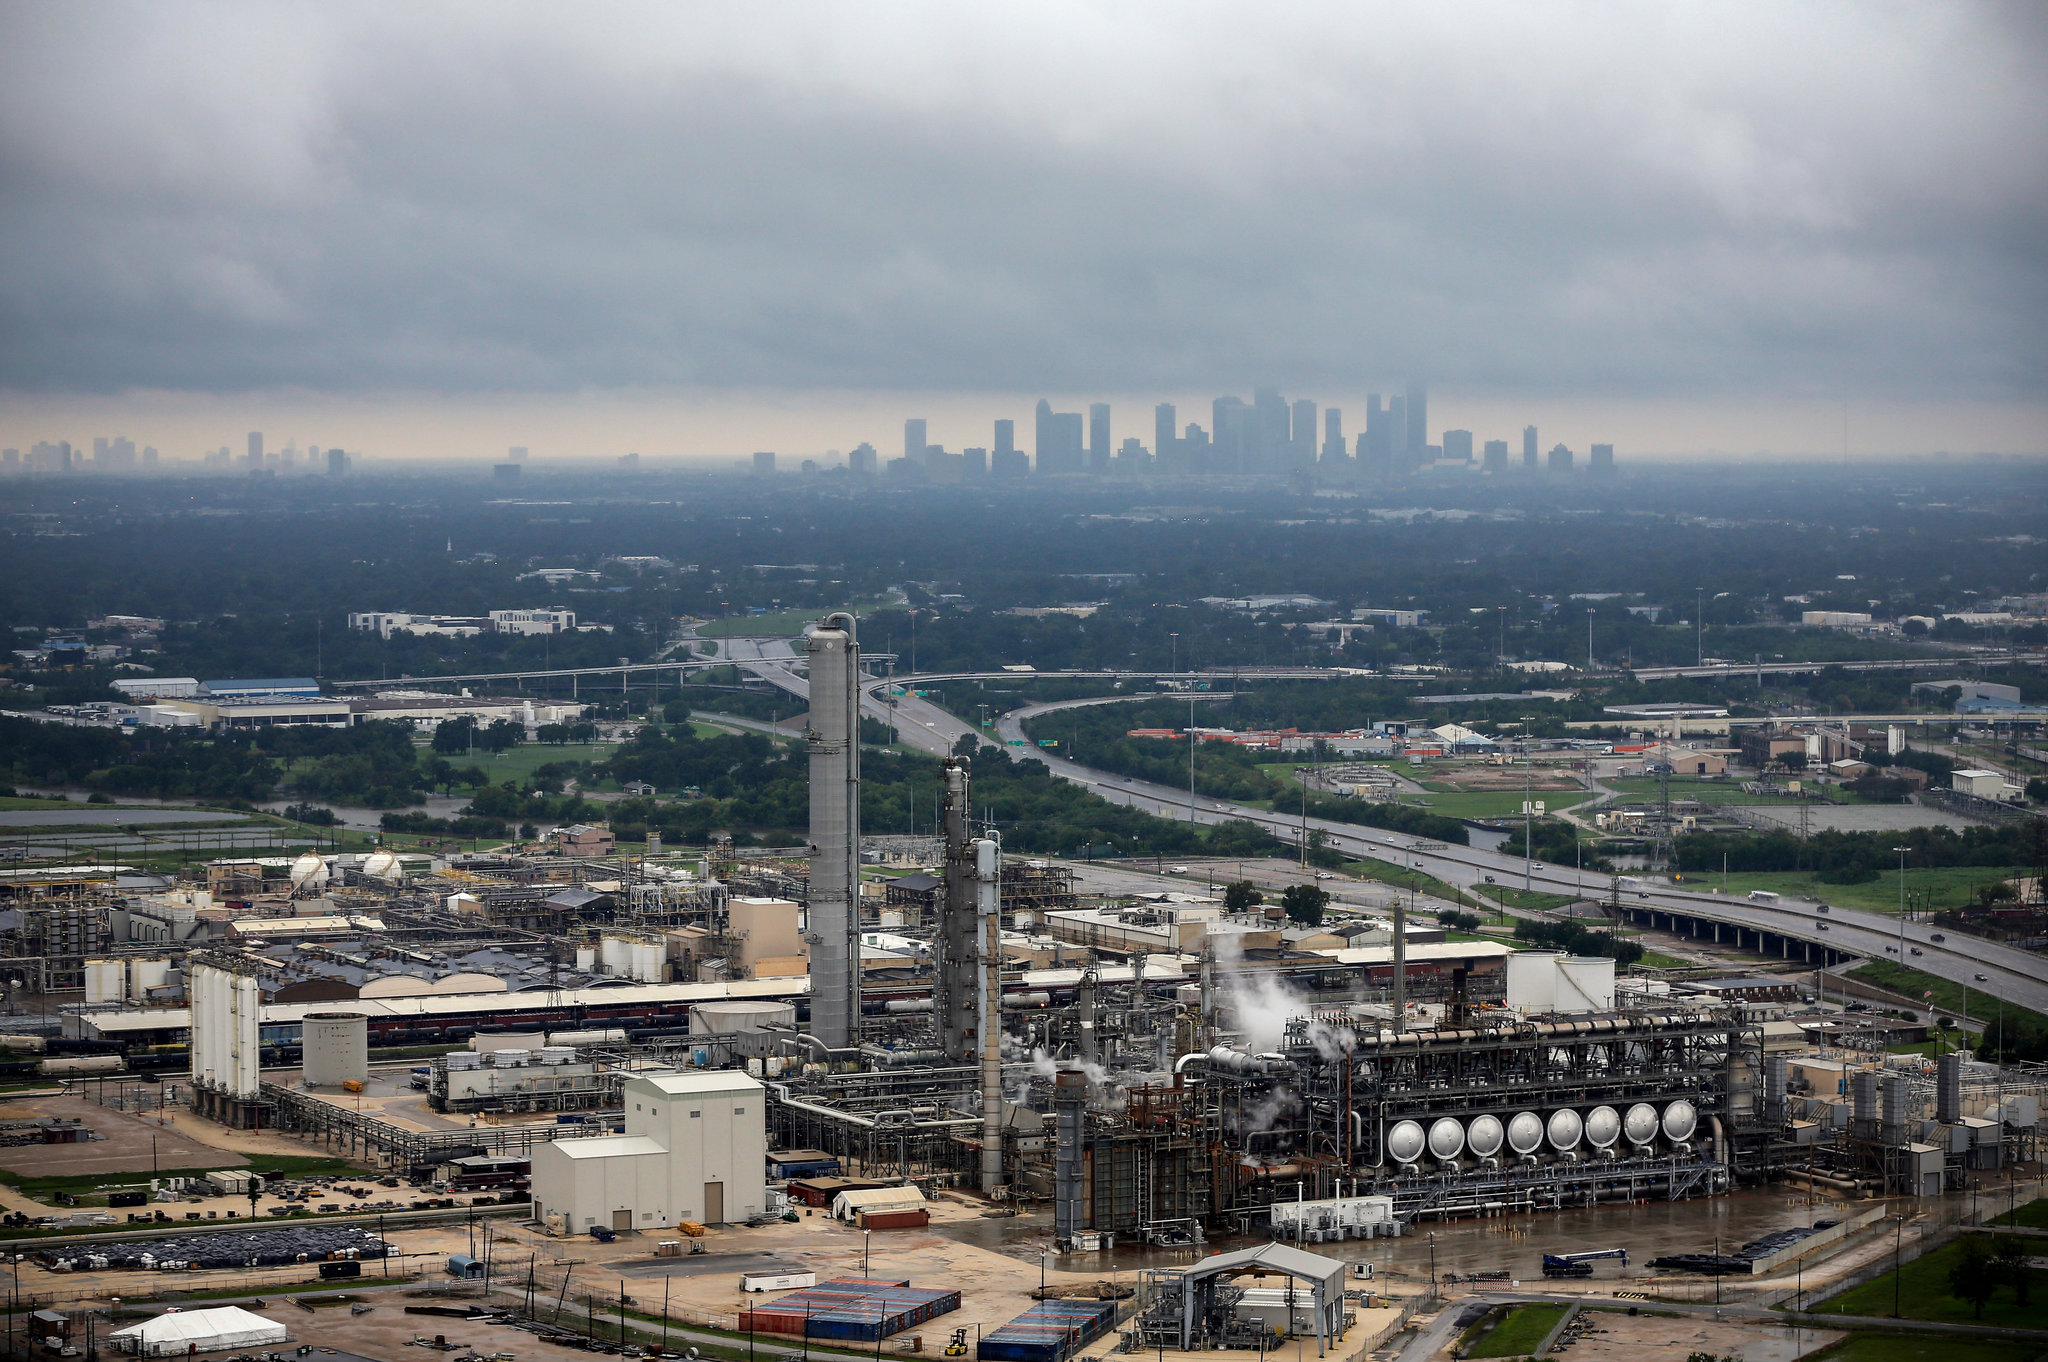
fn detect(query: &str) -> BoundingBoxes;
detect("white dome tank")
[1506,1111,1544,1156]
[290,852,328,890]
[1427,1117,1466,1161]
[361,851,399,878]
[1546,1108,1584,1151]
[1585,1105,1621,1149]
[1386,1120,1426,1164]
[1467,1114,1505,1160]
[1624,1103,1660,1145]
[689,1000,799,1035]
[1662,1100,1698,1143]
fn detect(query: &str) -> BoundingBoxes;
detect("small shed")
[829,1184,926,1223]
[447,1253,486,1279]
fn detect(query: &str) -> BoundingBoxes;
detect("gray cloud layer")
[2,1,2043,401]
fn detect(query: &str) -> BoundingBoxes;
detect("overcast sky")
[3,2,2044,459]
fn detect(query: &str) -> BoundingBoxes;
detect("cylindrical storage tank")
[472,1030,547,1054]
[1504,952,1559,1013]
[765,1056,787,1078]
[1662,1099,1698,1144]
[574,946,597,973]
[1546,1108,1583,1151]
[1467,1114,1505,1160]
[128,958,173,1000]
[84,959,125,1007]
[689,1000,799,1036]
[629,940,665,984]
[1427,1117,1466,1162]
[300,1013,369,1088]
[493,1048,531,1068]
[1554,956,1616,1012]
[538,1047,576,1066]
[1506,1111,1544,1157]
[1386,1120,1425,1165]
[1585,1105,1621,1150]
[1624,1103,1660,1146]
[445,1051,481,1071]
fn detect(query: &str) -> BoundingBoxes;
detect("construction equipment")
[1542,1248,1628,1278]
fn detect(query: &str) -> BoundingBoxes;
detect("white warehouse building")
[531,1071,766,1235]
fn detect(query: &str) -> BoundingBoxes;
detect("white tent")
[109,1306,287,1357]
[829,1184,926,1221]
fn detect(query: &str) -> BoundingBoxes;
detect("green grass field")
[441,740,616,784]
[1847,961,2048,1032]
[1696,867,2030,917]
[1254,763,1591,821]
[1810,1237,2045,1327]
[1809,1336,2048,1362]
[1337,855,1486,911]
[1989,1199,2048,1229]
[1466,1302,1568,1358]
[695,598,893,639]
[1484,886,1580,913]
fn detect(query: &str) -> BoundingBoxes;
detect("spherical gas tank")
[1427,1117,1466,1162]
[1624,1103,1660,1146]
[1662,1099,1698,1144]
[1585,1105,1621,1149]
[1506,1111,1544,1156]
[1546,1108,1584,1151]
[1466,1114,1505,1160]
[1387,1120,1426,1165]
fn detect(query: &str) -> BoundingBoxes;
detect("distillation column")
[976,835,1005,1194]
[805,614,862,1049]
[938,759,980,1062]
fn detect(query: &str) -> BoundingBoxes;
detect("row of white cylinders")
[1386,1099,1697,1164]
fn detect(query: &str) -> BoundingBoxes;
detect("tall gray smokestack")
[938,759,978,1063]
[806,614,861,1049]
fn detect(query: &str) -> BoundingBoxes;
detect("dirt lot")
[0,1094,247,1180]
[1429,764,1581,792]
[1483,1308,1840,1362]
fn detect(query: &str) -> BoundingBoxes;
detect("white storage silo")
[301,1012,369,1088]
[1555,957,1616,1012]
[127,957,173,1002]
[1504,952,1559,1013]
[575,946,598,973]
[84,959,125,1006]
[689,1000,799,1036]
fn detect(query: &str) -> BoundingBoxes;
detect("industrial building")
[530,1070,766,1232]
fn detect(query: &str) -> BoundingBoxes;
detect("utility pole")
[1894,846,1910,961]
[1188,695,1197,824]
[1697,587,1704,668]
[1523,768,1533,893]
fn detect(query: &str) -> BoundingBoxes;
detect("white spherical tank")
[1386,1120,1426,1164]
[1467,1114,1505,1160]
[361,851,399,878]
[689,999,799,1036]
[1585,1105,1621,1149]
[300,1012,369,1088]
[1624,1103,1660,1146]
[1662,1100,1698,1143]
[1546,1108,1584,1151]
[1427,1117,1466,1162]
[1507,1111,1544,1156]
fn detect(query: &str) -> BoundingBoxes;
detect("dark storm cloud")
[1,1,2043,399]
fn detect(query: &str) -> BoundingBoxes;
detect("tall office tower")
[1442,430,1474,462]
[1322,407,1345,462]
[1252,387,1291,470]
[1154,403,1178,471]
[1181,422,1211,469]
[1590,443,1615,474]
[848,442,877,475]
[1088,403,1111,473]
[1387,396,1407,467]
[962,447,988,478]
[246,432,263,467]
[805,616,862,1050]
[1034,400,1053,471]
[994,418,1016,458]
[1548,443,1574,472]
[1291,399,1318,464]
[1404,382,1427,460]
[1362,395,1386,465]
[1210,396,1246,471]
[1522,425,1539,469]
[509,446,528,461]
[1483,439,1508,471]
[752,451,776,476]
[903,418,928,466]
[93,437,109,463]
[327,448,347,475]
[1035,399,1084,474]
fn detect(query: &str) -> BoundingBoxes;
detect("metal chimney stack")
[938,759,979,1063]
[1765,1055,1789,1128]
[1937,1051,1963,1125]
[805,614,861,1050]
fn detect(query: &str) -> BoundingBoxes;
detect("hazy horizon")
[4,3,2044,461]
